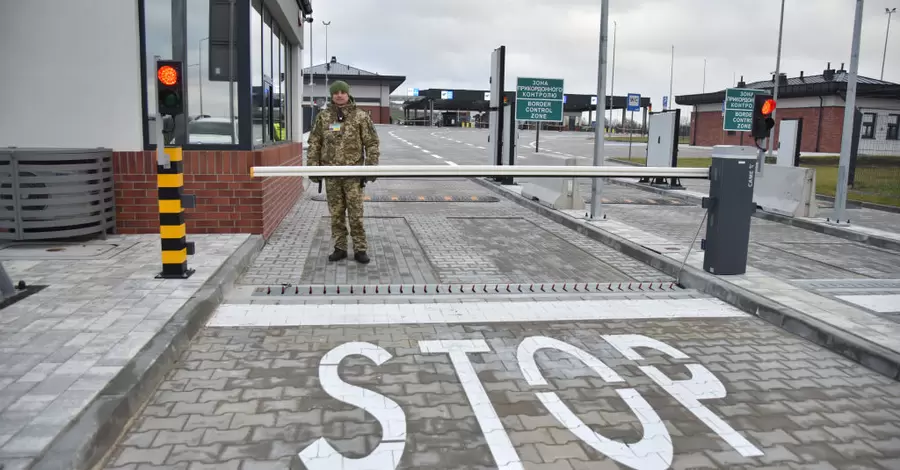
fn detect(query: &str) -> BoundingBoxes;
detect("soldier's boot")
[354,251,370,264]
[328,248,347,262]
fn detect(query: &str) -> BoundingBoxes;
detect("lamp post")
[883,7,897,80]
[323,20,331,96]
[668,45,674,110]
[767,0,786,160]
[608,20,616,134]
[198,37,208,116]
[590,0,609,220]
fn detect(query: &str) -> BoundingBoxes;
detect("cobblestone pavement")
[0,234,252,470]
[101,297,900,470]
[239,126,668,286]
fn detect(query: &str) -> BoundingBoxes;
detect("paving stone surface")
[0,234,251,468]
[102,313,900,470]
[239,127,670,287]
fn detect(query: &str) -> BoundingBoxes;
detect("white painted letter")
[298,342,406,470]
[419,340,523,470]
[517,336,673,470]
[603,334,764,457]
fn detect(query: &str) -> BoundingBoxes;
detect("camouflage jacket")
[307,101,380,169]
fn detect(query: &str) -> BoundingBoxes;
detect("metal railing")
[0,148,116,241]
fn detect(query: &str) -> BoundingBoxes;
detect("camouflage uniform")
[307,87,380,261]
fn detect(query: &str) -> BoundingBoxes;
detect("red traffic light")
[157,65,179,86]
[760,98,776,115]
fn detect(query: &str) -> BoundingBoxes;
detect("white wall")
[303,81,392,107]
[857,107,900,156]
[0,0,144,150]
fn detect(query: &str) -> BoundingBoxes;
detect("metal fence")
[0,148,116,241]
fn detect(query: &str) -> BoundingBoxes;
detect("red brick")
[690,106,844,153]
[112,142,303,237]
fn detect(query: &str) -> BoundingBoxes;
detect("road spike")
[541,284,545,292]
[483,284,488,293]
[376,286,379,294]
[281,286,285,294]
[351,286,354,294]
[337,286,340,294]
[638,282,643,291]
[518,285,522,292]
[472,285,476,293]
[400,285,403,294]
[267,287,270,295]
[309,286,312,295]
[669,282,674,290]
[530,284,534,292]
[389,286,392,294]
[295,286,299,294]
[506,284,510,292]
[323,286,327,294]
[424,285,428,293]
[495,285,499,293]
[628,283,633,291]
[412,285,415,294]
[608,283,613,291]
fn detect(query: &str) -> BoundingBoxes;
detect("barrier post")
[156,146,195,279]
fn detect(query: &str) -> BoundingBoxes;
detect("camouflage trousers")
[324,178,367,252]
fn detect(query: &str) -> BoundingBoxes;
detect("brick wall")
[358,105,391,124]
[113,142,303,238]
[691,106,845,153]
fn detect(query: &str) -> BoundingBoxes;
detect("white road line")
[422,149,431,154]
[412,145,420,149]
[476,146,485,149]
[445,161,458,166]
[432,154,443,159]
[208,298,746,327]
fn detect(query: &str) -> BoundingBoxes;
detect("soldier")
[307,80,380,264]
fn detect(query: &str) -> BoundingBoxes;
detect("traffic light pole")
[155,56,170,170]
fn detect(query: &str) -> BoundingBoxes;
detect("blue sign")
[413,88,419,96]
[662,96,669,109]
[626,93,641,112]
[441,90,454,100]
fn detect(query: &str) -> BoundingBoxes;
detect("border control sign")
[515,77,564,122]
[723,88,765,132]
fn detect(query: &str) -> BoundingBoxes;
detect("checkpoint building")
[301,57,406,129]
[402,89,652,131]
[677,63,900,155]
[0,0,314,240]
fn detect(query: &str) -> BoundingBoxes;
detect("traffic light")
[156,60,184,116]
[750,94,776,139]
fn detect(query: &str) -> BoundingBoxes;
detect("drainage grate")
[251,281,681,297]
[791,279,900,290]
[311,194,500,203]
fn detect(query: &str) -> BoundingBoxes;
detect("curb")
[601,167,900,252]
[29,234,266,470]
[472,177,900,381]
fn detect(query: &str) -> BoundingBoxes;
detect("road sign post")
[627,93,640,159]
[722,88,765,132]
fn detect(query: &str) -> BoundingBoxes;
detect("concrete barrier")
[754,163,817,217]
[520,158,586,210]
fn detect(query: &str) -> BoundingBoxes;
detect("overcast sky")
[306,0,900,116]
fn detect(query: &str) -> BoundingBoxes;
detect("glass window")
[261,9,273,145]
[251,1,263,146]
[887,114,899,141]
[862,112,876,139]
[143,0,173,144]
[277,34,287,142]
[186,0,239,145]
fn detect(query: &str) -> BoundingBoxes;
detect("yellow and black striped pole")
[156,146,195,279]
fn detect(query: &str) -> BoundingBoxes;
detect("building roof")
[302,57,406,93]
[676,65,900,106]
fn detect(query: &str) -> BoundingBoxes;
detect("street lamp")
[198,37,208,115]
[608,20,616,134]
[767,0,786,160]
[883,7,897,80]
[323,20,331,95]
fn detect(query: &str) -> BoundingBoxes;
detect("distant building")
[676,64,900,155]
[302,57,405,128]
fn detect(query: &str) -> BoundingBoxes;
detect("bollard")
[156,146,195,279]
[702,146,757,275]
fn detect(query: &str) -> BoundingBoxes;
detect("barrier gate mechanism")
[642,109,683,189]
[251,159,759,276]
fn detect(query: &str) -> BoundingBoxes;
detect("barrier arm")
[249,165,710,179]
